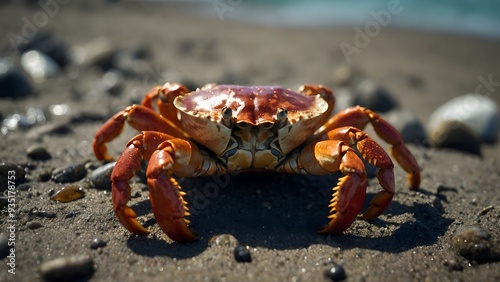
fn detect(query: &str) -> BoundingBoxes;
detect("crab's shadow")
[126,172,451,258]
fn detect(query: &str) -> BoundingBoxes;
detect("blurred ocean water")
[163,0,500,39]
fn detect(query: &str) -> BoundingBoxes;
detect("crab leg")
[112,132,222,242]
[320,106,420,189]
[141,83,190,135]
[111,131,173,236]
[93,104,188,161]
[146,139,223,242]
[326,126,395,220]
[278,140,368,234]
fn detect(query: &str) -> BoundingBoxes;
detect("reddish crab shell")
[174,84,329,155]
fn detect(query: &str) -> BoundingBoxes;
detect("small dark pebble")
[354,79,397,113]
[234,245,252,263]
[450,226,500,263]
[64,211,81,219]
[52,163,87,183]
[436,183,459,194]
[51,184,85,203]
[324,264,347,281]
[26,221,42,229]
[0,62,33,98]
[29,210,57,219]
[26,145,52,160]
[70,112,105,124]
[39,255,95,281]
[37,169,52,182]
[90,162,116,190]
[0,233,9,259]
[17,183,31,191]
[90,238,107,250]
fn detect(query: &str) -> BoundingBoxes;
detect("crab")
[93,83,420,242]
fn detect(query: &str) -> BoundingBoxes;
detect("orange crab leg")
[146,146,197,242]
[93,104,188,161]
[146,138,224,242]
[111,132,173,236]
[327,127,395,220]
[280,140,368,234]
[141,83,190,135]
[321,106,420,189]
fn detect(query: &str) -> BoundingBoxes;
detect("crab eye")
[277,107,288,121]
[222,107,233,120]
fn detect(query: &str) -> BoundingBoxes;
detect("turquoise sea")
[165,0,500,39]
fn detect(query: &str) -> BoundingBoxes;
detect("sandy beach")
[1,1,499,281]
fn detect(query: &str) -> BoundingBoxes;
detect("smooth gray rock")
[429,94,499,143]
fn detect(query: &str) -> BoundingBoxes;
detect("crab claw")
[146,149,198,242]
[111,142,151,236]
[318,174,367,235]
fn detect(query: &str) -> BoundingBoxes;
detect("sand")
[1,1,499,281]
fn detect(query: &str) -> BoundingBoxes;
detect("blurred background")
[189,0,500,38]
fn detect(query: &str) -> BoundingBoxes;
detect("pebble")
[234,245,252,263]
[428,93,499,143]
[324,264,347,281]
[26,145,52,160]
[89,238,107,250]
[17,183,32,191]
[21,50,60,83]
[39,255,94,281]
[208,234,239,248]
[0,163,26,192]
[71,37,115,69]
[99,70,124,95]
[428,120,481,155]
[26,221,42,229]
[37,169,52,182]
[29,210,57,219]
[26,122,72,140]
[51,184,85,203]
[354,79,398,113]
[0,233,9,259]
[450,226,500,263]
[383,109,427,144]
[17,33,70,68]
[51,163,87,183]
[0,58,33,98]
[90,162,116,190]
